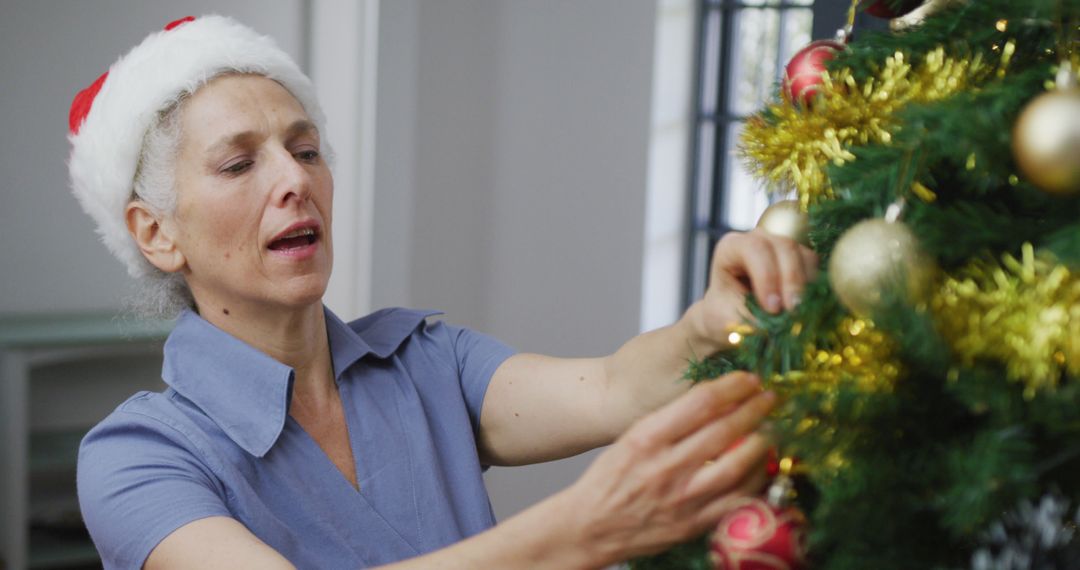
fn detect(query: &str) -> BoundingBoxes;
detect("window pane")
[693,120,717,227]
[779,8,815,81]
[699,7,723,116]
[722,121,772,231]
[730,9,780,116]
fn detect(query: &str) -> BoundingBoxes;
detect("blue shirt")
[77,307,517,569]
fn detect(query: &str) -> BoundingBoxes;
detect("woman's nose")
[270,149,313,206]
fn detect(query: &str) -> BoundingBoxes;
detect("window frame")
[681,0,884,308]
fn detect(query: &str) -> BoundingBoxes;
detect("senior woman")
[69,15,817,570]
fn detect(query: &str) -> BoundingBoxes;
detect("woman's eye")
[296,149,320,162]
[222,160,253,175]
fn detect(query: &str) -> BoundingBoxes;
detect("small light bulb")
[779,457,794,475]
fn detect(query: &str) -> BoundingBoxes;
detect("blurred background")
[0,0,857,566]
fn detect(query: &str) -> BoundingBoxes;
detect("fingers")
[709,230,819,315]
[577,376,779,559]
[739,237,785,314]
[626,373,762,449]
[666,391,776,473]
[708,231,768,304]
[681,431,772,501]
[800,247,820,285]
[690,456,773,534]
[772,239,813,311]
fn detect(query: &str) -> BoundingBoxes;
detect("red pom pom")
[782,40,844,108]
[69,71,108,135]
[164,16,195,31]
[709,498,807,570]
[862,0,924,18]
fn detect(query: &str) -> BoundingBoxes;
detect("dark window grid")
[683,0,815,306]
[682,0,875,307]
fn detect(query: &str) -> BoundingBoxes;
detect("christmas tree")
[634,0,1080,568]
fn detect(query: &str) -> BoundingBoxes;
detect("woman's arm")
[145,517,296,570]
[478,229,816,466]
[143,374,773,569]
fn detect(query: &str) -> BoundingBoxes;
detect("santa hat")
[67,15,326,278]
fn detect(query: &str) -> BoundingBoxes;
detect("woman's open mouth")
[269,227,318,250]
[268,222,321,258]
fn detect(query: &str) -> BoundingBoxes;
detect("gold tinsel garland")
[767,318,901,478]
[933,244,1080,396]
[740,45,1012,207]
[774,317,901,398]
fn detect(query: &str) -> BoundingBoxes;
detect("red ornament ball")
[862,0,925,18]
[710,498,808,570]
[783,40,844,107]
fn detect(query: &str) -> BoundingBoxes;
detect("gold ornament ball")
[828,219,936,316]
[1012,87,1080,195]
[756,200,811,246]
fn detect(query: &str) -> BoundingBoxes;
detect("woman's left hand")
[476,229,818,467]
[686,229,818,354]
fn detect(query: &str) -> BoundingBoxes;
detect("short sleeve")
[77,397,232,570]
[443,324,517,431]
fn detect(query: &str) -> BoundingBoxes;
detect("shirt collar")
[162,306,440,457]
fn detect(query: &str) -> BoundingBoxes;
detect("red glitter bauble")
[709,498,807,570]
[783,39,844,108]
[862,0,925,18]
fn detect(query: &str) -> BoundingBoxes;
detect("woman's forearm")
[600,301,732,436]
[375,489,604,570]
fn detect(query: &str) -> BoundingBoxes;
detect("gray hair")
[128,97,195,319]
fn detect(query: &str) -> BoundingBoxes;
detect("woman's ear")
[125,201,186,273]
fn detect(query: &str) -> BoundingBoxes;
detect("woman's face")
[169,74,333,315]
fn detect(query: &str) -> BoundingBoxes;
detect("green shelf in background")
[0,312,174,349]
[30,430,88,474]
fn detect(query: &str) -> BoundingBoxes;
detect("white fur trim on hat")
[67,15,326,278]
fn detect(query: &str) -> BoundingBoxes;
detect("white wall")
[642,0,695,332]
[374,0,661,520]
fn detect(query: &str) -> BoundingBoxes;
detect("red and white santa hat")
[68,15,326,278]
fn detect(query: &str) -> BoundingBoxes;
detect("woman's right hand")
[375,372,774,570]
[558,371,776,565]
